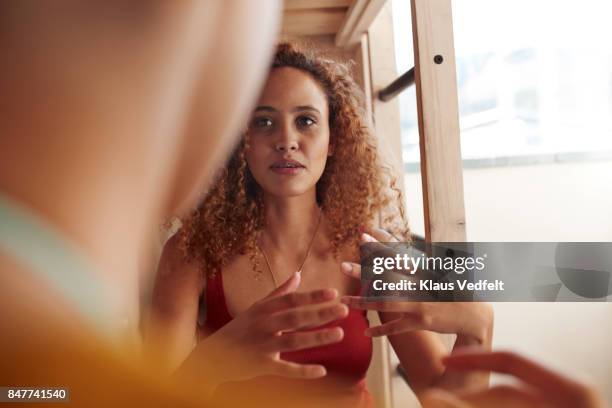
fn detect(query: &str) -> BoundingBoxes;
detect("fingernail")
[340,296,350,304]
[340,262,352,273]
[362,233,375,242]
[334,327,345,340]
[315,366,327,377]
[318,288,337,301]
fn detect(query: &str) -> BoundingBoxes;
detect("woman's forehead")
[256,67,328,114]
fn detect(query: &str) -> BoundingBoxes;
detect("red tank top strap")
[204,272,233,330]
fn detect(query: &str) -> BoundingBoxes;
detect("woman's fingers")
[266,303,349,332]
[443,351,576,394]
[342,300,490,341]
[422,352,605,408]
[364,315,425,337]
[268,327,344,353]
[262,271,301,299]
[368,228,399,243]
[442,351,603,408]
[359,233,393,260]
[455,385,548,408]
[271,360,327,379]
[340,262,361,279]
[257,287,338,314]
[421,386,546,408]
[341,296,419,312]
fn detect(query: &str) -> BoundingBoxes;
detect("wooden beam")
[364,4,403,407]
[355,34,373,119]
[411,0,466,242]
[284,0,352,11]
[281,8,346,36]
[368,3,405,200]
[335,0,386,48]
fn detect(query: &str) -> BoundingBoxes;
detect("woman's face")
[245,67,331,198]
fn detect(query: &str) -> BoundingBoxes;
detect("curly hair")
[178,42,410,276]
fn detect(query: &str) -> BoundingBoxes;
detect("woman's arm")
[342,228,494,396]
[144,234,205,372]
[380,306,493,395]
[383,322,447,392]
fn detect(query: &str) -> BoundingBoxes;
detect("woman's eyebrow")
[255,106,277,113]
[293,105,320,114]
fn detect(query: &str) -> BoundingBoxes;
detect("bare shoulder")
[151,233,205,316]
[157,234,200,278]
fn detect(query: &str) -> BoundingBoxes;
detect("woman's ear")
[328,142,334,157]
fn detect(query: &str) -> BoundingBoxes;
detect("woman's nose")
[275,140,299,152]
[275,124,299,152]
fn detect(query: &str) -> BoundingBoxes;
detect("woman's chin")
[263,185,315,199]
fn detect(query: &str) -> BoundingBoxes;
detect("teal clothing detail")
[0,192,115,336]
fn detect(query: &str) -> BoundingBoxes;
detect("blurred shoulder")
[156,232,205,291]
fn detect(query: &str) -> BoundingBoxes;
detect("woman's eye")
[251,117,273,129]
[296,116,316,128]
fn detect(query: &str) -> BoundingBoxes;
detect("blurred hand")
[179,271,347,391]
[420,350,605,408]
[340,229,493,345]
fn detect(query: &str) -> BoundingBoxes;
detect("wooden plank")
[368,2,405,200]
[355,34,373,119]
[335,0,386,47]
[284,0,352,11]
[344,0,386,46]
[364,4,403,407]
[281,8,346,36]
[411,0,466,242]
[335,0,367,46]
[366,314,394,408]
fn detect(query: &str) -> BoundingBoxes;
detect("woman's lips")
[270,159,305,175]
[270,166,304,175]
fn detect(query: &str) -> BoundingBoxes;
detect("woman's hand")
[340,229,493,346]
[177,271,347,395]
[421,350,605,408]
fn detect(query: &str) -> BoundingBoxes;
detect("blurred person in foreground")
[0,1,347,406]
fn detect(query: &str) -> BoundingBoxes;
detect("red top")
[203,271,374,408]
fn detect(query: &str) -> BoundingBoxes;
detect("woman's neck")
[260,191,322,257]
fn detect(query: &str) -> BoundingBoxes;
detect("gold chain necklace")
[258,209,322,287]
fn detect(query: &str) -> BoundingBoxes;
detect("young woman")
[147,43,494,407]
